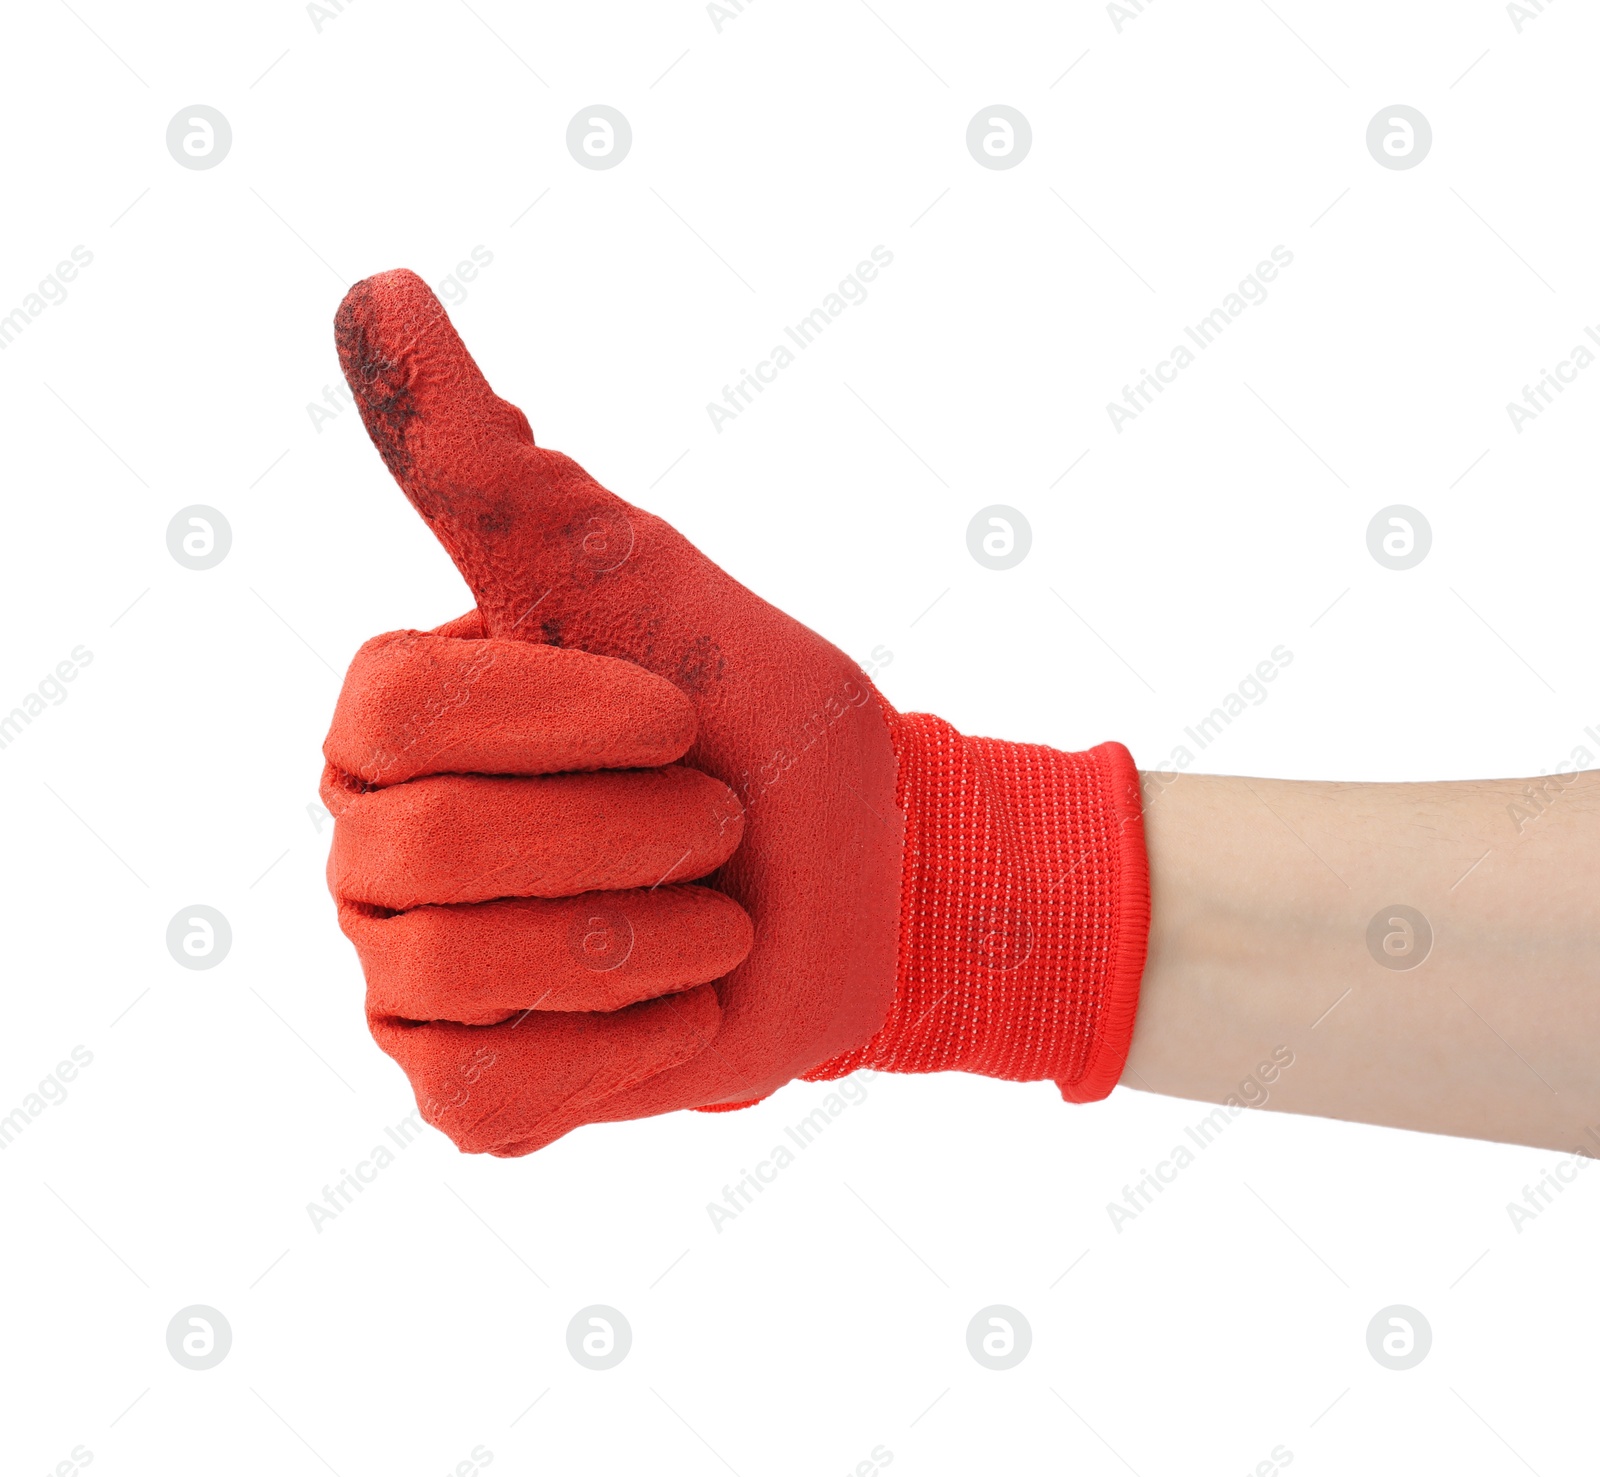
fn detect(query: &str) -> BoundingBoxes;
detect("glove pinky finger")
[371,982,721,1156]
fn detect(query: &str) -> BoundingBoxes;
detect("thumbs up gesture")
[321,270,1148,1157]
[321,270,905,1155]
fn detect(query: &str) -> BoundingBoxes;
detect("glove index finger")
[335,269,633,641]
[324,630,697,787]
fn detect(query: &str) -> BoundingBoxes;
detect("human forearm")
[1124,770,1600,1152]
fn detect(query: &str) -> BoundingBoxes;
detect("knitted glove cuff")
[806,712,1150,1101]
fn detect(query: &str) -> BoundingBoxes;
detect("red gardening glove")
[322,269,1150,1156]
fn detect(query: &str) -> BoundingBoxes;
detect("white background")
[2,1,1597,1473]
